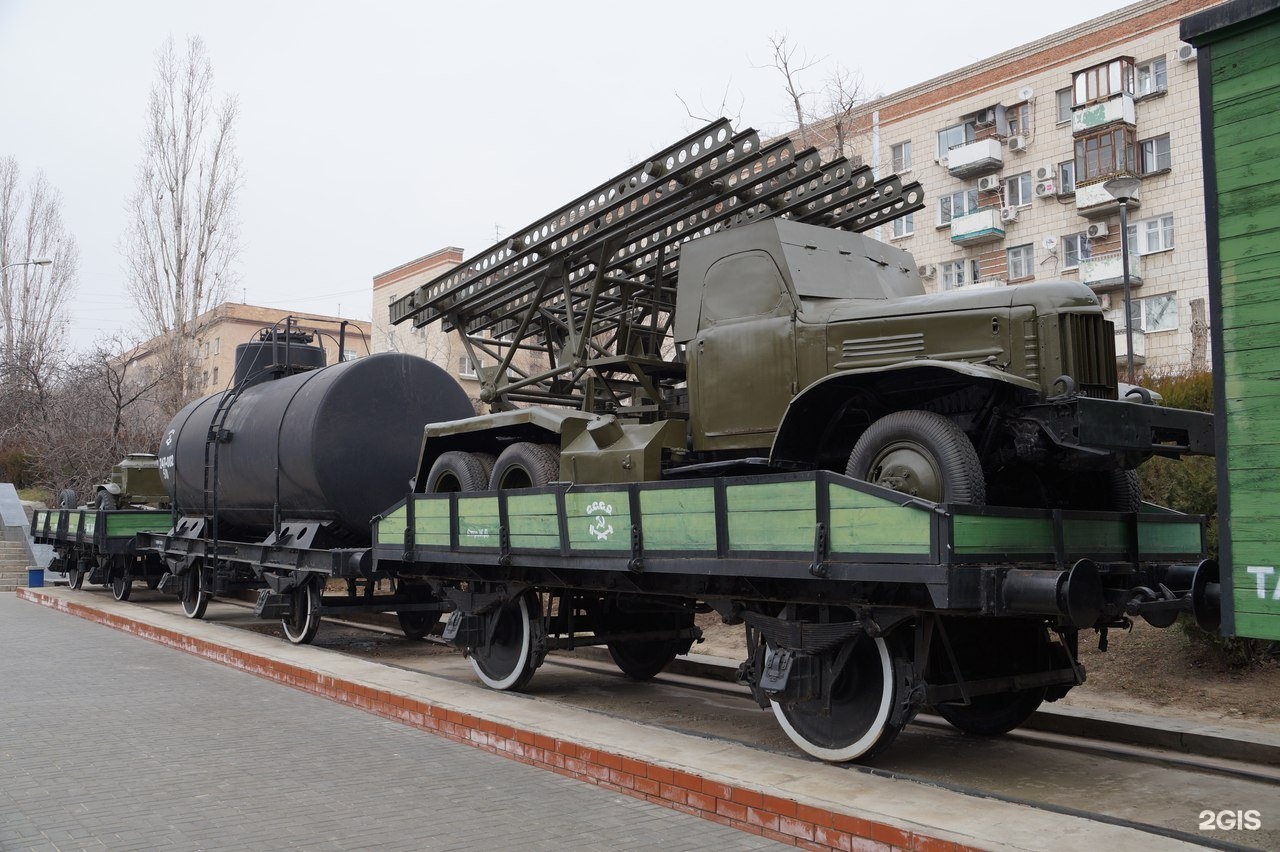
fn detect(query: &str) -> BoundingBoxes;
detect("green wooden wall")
[1198,7,1280,640]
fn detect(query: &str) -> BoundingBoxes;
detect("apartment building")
[815,0,1223,373]
[126,303,371,394]
[372,247,533,409]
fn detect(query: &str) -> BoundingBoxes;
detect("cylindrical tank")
[157,352,474,540]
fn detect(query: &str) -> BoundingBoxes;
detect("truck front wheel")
[847,411,985,505]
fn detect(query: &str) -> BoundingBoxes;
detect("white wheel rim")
[283,585,316,643]
[470,595,531,690]
[770,635,893,762]
[181,567,205,618]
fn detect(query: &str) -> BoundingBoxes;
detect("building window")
[1116,293,1178,333]
[939,189,979,225]
[1126,214,1175,255]
[1059,160,1077,194]
[940,259,980,291]
[937,121,977,157]
[1138,293,1178,332]
[213,338,221,355]
[1056,87,1073,124]
[891,141,912,172]
[891,212,914,238]
[1140,134,1172,174]
[458,355,480,378]
[1074,126,1137,182]
[1135,57,1168,97]
[343,348,358,362]
[1006,102,1031,137]
[1072,57,1135,106]
[1004,172,1033,207]
[1007,244,1034,281]
[211,366,219,386]
[202,370,209,388]
[1062,233,1091,270]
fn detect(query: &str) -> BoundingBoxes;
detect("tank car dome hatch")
[234,329,327,390]
[158,352,473,541]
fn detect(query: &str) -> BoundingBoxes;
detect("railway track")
[112,589,1277,850]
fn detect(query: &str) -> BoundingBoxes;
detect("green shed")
[1184,0,1280,640]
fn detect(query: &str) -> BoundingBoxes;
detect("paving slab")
[15,588,1214,851]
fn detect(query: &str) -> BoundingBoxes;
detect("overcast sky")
[1,0,1142,347]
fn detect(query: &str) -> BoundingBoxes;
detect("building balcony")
[1075,179,1141,218]
[945,139,1003,178]
[1080,251,1143,292]
[1072,94,1136,134]
[1115,326,1146,365]
[949,207,1005,246]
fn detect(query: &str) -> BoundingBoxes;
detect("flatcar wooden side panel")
[1186,0,1280,640]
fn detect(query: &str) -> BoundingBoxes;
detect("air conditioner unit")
[974,107,997,127]
[1178,44,1197,62]
[1000,206,1019,223]
[1034,165,1055,182]
[1034,180,1058,198]
[1008,135,1028,152]
[1017,86,1035,102]
[918,264,937,279]
[977,174,1002,192]
[1087,222,1109,238]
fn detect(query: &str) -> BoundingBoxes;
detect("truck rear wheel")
[847,411,985,505]
[489,442,560,490]
[426,451,490,493]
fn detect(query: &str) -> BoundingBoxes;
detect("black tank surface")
[158,352,473,540]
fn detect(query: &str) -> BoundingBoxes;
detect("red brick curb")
[17,588,980,852]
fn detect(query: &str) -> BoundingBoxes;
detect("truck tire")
[489,443,560,490]
[1086,468,1141,511]
[847,411,985,505]
[425,451,490,493]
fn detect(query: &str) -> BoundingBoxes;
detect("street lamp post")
[1,257,53,272]
[1103,176,1141,384]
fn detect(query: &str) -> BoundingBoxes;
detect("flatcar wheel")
[935,689,1045,737]
[180,562,210,620]
[282,580,322,645]
[66,564,83,590]
[934,619,1049,736]
[469,592,542,691]
[607,640,681,681]
[112,568,131,601]
[397,609,435,641]
[771,635,903,763]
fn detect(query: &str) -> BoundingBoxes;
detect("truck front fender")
[770,360,1039,468]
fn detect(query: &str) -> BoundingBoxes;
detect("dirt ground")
[690,612,1280,728]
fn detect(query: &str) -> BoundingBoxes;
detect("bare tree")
[0,157,79,401]
[122,35,240,413]
[819,65,869,163]
[762,34,821,149]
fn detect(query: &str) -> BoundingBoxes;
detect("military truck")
[390,119,1211,509]
[94,453,170,510]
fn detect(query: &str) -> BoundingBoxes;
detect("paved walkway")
[0,593,780,851]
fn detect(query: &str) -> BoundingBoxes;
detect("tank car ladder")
[201,380,246,596]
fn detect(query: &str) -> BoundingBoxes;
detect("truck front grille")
[1061,314,1118,398]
